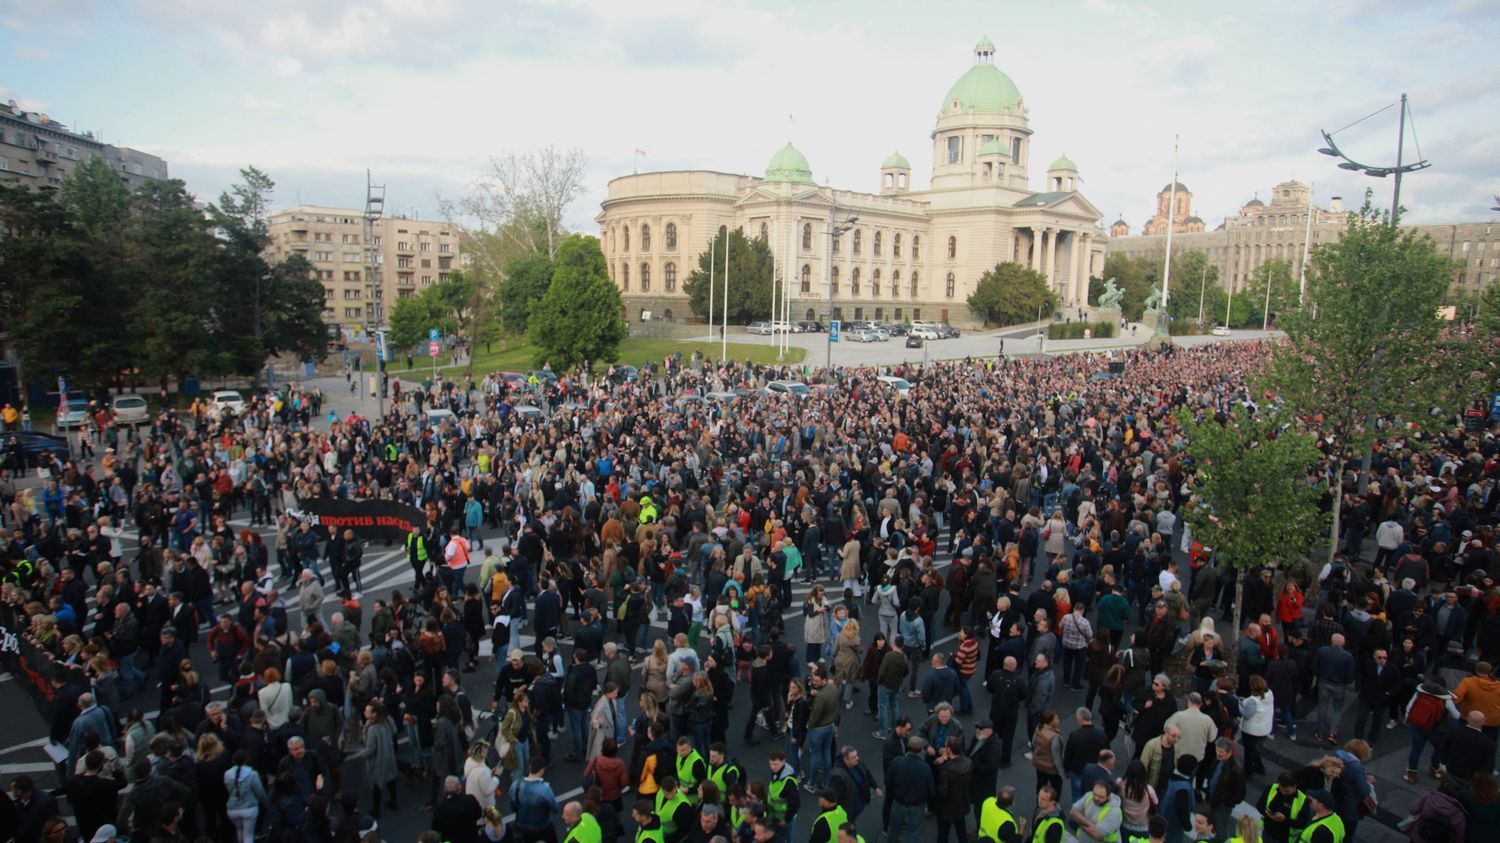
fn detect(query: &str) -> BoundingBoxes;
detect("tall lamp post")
[1317,93,1430,224]
[824,198,859,373]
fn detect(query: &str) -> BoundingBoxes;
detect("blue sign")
[374,330,390,362]
[428,328,441,342]
[1491,391,1500,421]
[829,320,840,343]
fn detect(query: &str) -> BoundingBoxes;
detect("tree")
[528,234,627,368]
[966,261,1056,326]
[1177,404,1328,651]
[1267,201,1458,561]
[683,228,774,324]
[497,254,554,335]
[1166,250,1224,327]
[1240,259,1298,328]
[127,179,220,389]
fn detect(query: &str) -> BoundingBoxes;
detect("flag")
[634,148,647,156]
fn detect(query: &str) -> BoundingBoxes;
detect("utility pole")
[1158,136,1179,335]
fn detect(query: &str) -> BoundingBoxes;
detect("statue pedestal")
[1093,306,1122,327]
[1142,311,1164,335]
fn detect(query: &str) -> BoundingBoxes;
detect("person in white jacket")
[1374,517,1404,569]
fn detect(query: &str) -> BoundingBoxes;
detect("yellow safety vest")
[1033,816,1065,843]
[768,771,798,819]
[563,813,602,843]
[1299,814,1344,843]
[1094,805,1119,843]
[634,824,665,843]
[708,760,742,792]
[978,799,1017,842]
[406,532,428,561]
[814,806,849,840]
[675,750,705,795]
[654,790,689,837]
[1265,784,1307,828]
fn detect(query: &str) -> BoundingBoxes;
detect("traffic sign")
[428,328,441,342]
[428,340,441,357]
[829,320,841,343]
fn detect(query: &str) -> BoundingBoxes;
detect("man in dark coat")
[967,719,1006,828]
[431,775,483,843]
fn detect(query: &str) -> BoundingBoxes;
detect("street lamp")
[1318,93,1430,224]
[824,199,859,373]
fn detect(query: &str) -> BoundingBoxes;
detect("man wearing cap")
[808,788,849,843]
[87,824,119,843]
[1299,789,1344,843]
[967,719,1004,825]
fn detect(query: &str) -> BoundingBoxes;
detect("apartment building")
[0,99,167,192]
[265,205,463,331]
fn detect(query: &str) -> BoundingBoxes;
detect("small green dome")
[978,137,1006,156]
[1048,154,1078,172]
[764,142,814,184]
[882,151,910,170]
[940,43,1022,117]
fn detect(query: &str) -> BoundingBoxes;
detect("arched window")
[623,226,631,251]
[892,270,901,297]
[852,268,861,294]
[806,308,816,321]
[759,222,769,242]
[872,269,882,296]
[664,308,674,320]
[910,271,919,298]
[947,236,957,259]
[800,264,811,293]
[622,263,630,290]
[894,233,902,257]
[831,266,840,294]
[853,230,862,255]
[874,232,883,256]
[639,262,651,291]
[641,224,651,251]
[945,272,955,297]
[832,233,841,254]
[912,235,920,259]
[665,223,677,250]
[664,262,677,292]
[802,223,812,251]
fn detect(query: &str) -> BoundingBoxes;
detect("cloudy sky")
[4,0,1497,233]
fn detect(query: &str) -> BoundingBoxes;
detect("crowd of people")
[0,338,1495,843]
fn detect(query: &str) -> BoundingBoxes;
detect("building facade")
[1136,182,1206,236]
[0,99,167,192]
[266,205,463,332]
[596,39,1107,329]
[1107,180,1494,300]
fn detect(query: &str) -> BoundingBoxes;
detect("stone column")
[1069,232,1083,307]
[1027,228,1039,271]
[1046,227,1059,288]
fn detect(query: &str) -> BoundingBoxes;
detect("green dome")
[764,142,814,184]
[940,59,1022,117]
[882,151,910,170]
[1048,154,1078,172]
[978,137,1006,156]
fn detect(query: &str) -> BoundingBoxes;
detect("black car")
[905,335,924,348]
[887,324,910,336]
[939,325,961,338]
[796,321,825,333]
[4,432,70,466]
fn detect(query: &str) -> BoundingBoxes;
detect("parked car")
[876,375,913,395]
[747,321,774,335]
[886,324,910,337]
[206,390,245,419]
[4,431,71,465]
[912,326,942,340]
[423,407,457,424]
[55,407,89,430]
[1211,325,1231,336]
[526,369,558,385]
[846,329,875,343]
[766,380,812,398]
[513,405,546,421]
[111,395,150,426]
[905,335,924,349]
[796,321,825,333]
[870,327,891,342]
[704,391,740,404]
[769,320,800,334]
[609,365,639,383]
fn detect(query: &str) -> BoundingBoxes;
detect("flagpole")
[1297,181,1315,308]
[708,224,716,344]
[1158,135,1179,335]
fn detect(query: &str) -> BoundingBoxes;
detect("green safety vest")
[1265,784,1307,828]
[1299,814,1344,843]
[675,750,705,793]
[654,790,689,837]
[767,772,798,819]
[1033,816,1065,843]
[1095,805,1119,843]
[406,532,428,561]
[634,824,665,843]
[730,804,747,831]
[563,813,602,843]
[814,806,849,840]
[708,760,743,792]
[978,799,1017,842]
[384,443,398,462]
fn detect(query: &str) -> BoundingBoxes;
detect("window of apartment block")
[831,267,840,294]
[666,223,677,250]
[665,262,677,292]
[874,232,882,256]
[419,241,431,252]
[853,230,862,254]
[893,234,902,257]
[439,243,451,253]
[421,259,431,268]
[945,272,956,297]
[422,275,432,285]
[641,225,651,251]
[640,263,651,291]
[872,269,881,294]
[912,235,920,259]
[802,224,812,251]
[801,264,811,293]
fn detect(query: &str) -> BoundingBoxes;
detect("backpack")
[1406,692,1445,730]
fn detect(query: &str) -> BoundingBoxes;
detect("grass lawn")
[388,338,804,378]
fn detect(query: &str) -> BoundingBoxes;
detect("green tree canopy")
[1100,253,1154,320]
[1239,258,1298,328]
[1165,250,1225,327]
[528,234,627,368]
[498,254,554,335]
[683,227,774,324]
[966,261,1056,326]
[1267,201,1459,558]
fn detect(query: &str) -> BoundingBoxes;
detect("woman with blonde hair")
[1232,814,1261,843]
[642,638,670,705]
[463,740,499,810]
[832,617,863,707]
[196,732,232,838]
